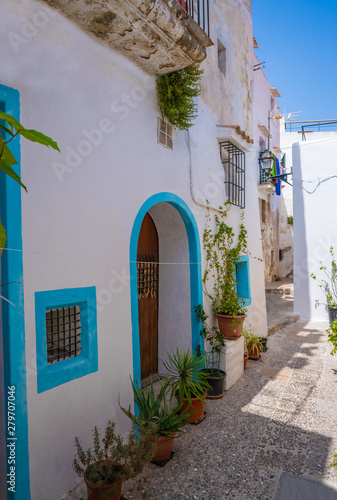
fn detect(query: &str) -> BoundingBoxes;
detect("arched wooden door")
[137,213,159,381]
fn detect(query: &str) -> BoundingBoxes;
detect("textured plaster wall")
[252,52,281,285]
[2,0,266,498]
[292,132,337,321]
[201,0,253,135]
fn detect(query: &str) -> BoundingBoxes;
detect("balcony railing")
[176,0,210,38]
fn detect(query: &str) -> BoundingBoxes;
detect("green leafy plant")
[242,326,263,356]
[73,420,157,498]
[195,304,224,375]
[157,63,203,130]
[163,347,211,407]
[120,377,192,438]
[311,246,337,307]
[0,111,59,248]
[287,215,293,225]
[203,202,248,317]
[326,320,337,355]
[330,451,337,470]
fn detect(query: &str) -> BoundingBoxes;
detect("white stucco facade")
[1,1,270,498]
[291,131,337,321]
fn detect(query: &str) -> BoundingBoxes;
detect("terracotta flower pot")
[216,313,246,340]
[84,470,123,500]
[178,394,206,422]
[243,353,249,369]
[152,434,176,463]
[248,346,261,360]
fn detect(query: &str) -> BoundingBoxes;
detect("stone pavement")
[265,280,300,335]
[63,320,337,499]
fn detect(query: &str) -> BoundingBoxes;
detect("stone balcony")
[43,0,213,74]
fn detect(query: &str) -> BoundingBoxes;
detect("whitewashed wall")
[1,0,267,498]
[292,132,337,321]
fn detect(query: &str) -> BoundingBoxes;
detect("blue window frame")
[35,286,98,393]
[236,255,251,306]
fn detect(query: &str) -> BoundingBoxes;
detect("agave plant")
[120,377,192,437]
[163,348,211,407]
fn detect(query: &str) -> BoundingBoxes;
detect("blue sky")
[252,0,337,122]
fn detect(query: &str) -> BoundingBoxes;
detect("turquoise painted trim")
[35,287,98,393]
[0,84,31,499]
[129,193,203,385]
[236,255,251,307]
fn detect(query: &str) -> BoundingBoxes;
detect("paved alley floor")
[123,320,337,499]
[64,320,337,499]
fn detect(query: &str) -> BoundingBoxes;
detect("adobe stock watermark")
[52,76,155,183]
[8,4,57,54]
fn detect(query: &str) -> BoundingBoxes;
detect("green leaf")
[0,111,60,152]
[0,219,6,248]
[0,123,14,137]
[0,145,27,191]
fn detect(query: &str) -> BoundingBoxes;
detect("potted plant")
[203,203,248,339]
[72,420,157,500]
[242,326,263,360]
[311,246,337,324]
[195,305,226,398]
[120,377,192,464]
[326,319,337,355]
[258,336,268,352]
[163,348,211,422]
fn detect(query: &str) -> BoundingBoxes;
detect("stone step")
[265,287,293,296]
[268,313,300,336]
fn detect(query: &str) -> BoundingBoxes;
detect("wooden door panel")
[137,213,159,380]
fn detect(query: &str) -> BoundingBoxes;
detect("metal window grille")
[157,118,173,150]
[137,254,159,300]
[175,0,210,37]
[220,141,245,208]
[46,306,81,364]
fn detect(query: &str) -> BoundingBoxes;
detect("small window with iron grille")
[35,286,98,393]
[157,118,173,150]
[46,306,82,364]
[220,141,245,208]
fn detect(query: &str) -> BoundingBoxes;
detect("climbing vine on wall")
[157,63,203,130]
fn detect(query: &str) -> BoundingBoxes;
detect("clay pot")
[179,394,206,422]
[248,346,261,360]
[216,313,246,339]
[152,434,176,463]
[243,353,249,369]
[84,469,122,500]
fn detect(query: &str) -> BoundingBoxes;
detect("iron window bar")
[46,306,82,364]
[175,0,210,37]
[220,141,245,208]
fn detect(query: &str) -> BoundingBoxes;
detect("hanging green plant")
[157,63,203,130]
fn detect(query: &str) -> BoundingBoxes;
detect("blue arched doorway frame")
[129,193,203,384]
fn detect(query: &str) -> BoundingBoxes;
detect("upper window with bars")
[220,141,245,208]
[35,287,98,393]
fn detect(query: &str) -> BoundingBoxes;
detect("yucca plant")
[163,348,211,407]
[120,377,192,437]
